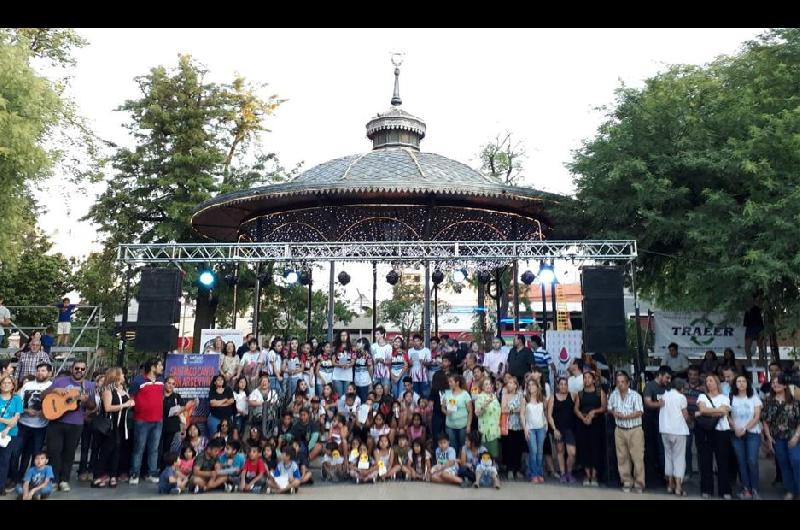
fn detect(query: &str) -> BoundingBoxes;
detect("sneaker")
[582,479,591,487]
[372,477,377,484]
[740,489,752,500]
[590,480,599,487]
[266,487,272,494]
[128,477,139,485]
[701,493,711,499]
[290,487,297,494]
[146,476,159,484]
[633,487,644,494]
[355,477,360,484]
[224,483,233,493]
[566,473,577,484]
[170,488,181,495]
[752,490,761,500]
[559,475,568,483]
[622,487,631,493]
[783,492,794,500]
[58,482,70,492]
[722,494,732,500]
[192,485,201,494]
[78,472,91,482]
[4,485,15,493]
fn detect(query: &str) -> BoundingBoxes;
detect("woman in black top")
[93,367,133,488]
[573,371,607,486]
[208,375,235,438]
[547,377,577,483]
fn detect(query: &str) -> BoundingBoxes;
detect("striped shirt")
[533,347,551,368]
[607,388,643,429]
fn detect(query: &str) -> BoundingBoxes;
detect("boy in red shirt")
[240,445,267,493]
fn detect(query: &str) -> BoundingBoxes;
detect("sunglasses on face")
[73,367,86,372]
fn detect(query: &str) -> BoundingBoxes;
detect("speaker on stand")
[135,268,182,353]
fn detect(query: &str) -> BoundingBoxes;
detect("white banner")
[654,312,745,358]
[547,330,583,378]
[198,329,245,354]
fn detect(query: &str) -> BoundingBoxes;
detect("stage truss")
[118,240,637,266]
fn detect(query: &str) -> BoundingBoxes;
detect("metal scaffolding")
[118,240,637,265]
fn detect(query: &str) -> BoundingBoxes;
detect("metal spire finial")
[390,52,405,106]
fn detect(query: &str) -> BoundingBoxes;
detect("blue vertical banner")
[165,353,219,435]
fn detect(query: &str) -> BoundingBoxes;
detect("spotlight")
[432,269,444,285]
[284,270,299,284]
[452,268,467,284]
[386,270,400,285]
[338,271,351,286]
[537,263,556,285]
[476,270,492,285]
[224,273,238,287]
[521,270,536,285]
[198,270,216,288]
[299,270,311,286]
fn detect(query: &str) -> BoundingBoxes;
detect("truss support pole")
[513,259,520,332]
[541,283,548,348]
[424,262,431,346]
[253,264,262,340]
[372,261,377,341]
[231,264,239,329]
[327,262,335,342]
[118,265,132,367]
[306,269,313,341]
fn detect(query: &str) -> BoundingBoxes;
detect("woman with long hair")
[695,374,733,498]
[522,379,547,483]
[92,367,133,488]
[212,336,224,354]
[283,338,303,398]
[500,376,525,480]
[232,376,249,439]
[314,342,335,398]
[573,371,607,486]
[353,337,373,403]
[762,373,800,500]
[208,375,235,437]
[474,377,501,460]
[547,376,577,483]
[390,336,409,398]
[700,350,719,376]
[220,341,239,384]
[729,374,762,499]
[332,331,354,397]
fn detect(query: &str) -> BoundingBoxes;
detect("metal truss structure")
[118,240,637,265]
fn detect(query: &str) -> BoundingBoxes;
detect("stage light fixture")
[537,263,556,285]
[257,271,272,285]
[452,268,467,284]
[284,270,299,284]
[476,270,492,285]
[338,271,351,285]
[432,269,445,285]
[521,270,536,285]
[386,270,400,285]
[299,270,311,286]
[198,270,216,288]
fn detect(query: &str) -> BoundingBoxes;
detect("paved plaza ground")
[1,455,786,501]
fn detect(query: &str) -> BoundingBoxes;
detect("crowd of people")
[0,328,798,500]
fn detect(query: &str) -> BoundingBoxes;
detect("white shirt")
[0,306,11,333]
[332,351,353,382]
[233,390,249,416]
[240,350,264,376]
[567,374,584,395]
[483,349,508,376]
[658,389,689,436]
[17,380,52,429]
[524,401,546,430]
[371,343,392,379]
[408,347,430,383]
[697,393,731,431]
[248,387,280,409]
[730,395,762,434]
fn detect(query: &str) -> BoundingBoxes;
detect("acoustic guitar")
[42,388,83,420]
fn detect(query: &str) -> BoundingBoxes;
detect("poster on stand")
[546,330,583,378]
[198,329,245,354]
[164,353,220,436]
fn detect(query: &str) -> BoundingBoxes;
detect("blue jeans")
[774,438,800,496]
[13,424,47,482]
[130,420,163,479]
[333,381,349,398]
[446,427,467,455]
[413,381,430,400]
[731,432,760,492]
[526,428,546,478]
[206,415,222,438]
[356,385,371,403]
[392,379,404,399]
[287,376,301,397]
[16,482,54,496]
[0,435,20,488]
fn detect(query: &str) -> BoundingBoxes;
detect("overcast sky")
[35,28,765,262]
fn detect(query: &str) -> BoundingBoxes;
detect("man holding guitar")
[42,360,96,492]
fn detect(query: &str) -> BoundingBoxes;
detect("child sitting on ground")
[350,442,378,484]
[373,434,399,481]
[17,451,54,500]
[321,441,347,482]
[190,438,226,493]
[266,447,303,494]
[393,434,411,481]
[407,438,431,481]
[458,432,486,487]
[218,440,246,492]
[178,445,196,478]
[430,434,462,486]
[159,451,188,494]
[475,450,501,489]
[262,443,278,472]
[240,444,267,493]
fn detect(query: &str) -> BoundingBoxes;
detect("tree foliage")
[478,131,526,185]
[378,280,452,341]
[568,28,800,343]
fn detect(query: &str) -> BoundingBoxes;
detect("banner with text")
[164,353,220,432]
[199,329,244,354]
[654,312,745,358]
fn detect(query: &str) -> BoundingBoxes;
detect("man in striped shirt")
[607,370,645,493]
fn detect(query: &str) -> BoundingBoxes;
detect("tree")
[79,54,288,349]
[568,28,800,359]
[378,281,451,342]
[478,131,526,185]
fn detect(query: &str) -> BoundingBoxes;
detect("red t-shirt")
[131,379,164,422]
[242,458,266,481]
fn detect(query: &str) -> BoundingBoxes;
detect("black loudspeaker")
[135,325,178,353]
[137,300,181,325]
[136,268,182,352]
[138,268,182,301]
[581,266,626,354]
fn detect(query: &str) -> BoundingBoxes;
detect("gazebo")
[190,58,565,342]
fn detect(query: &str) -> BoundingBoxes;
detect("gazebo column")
[424,262,431,345]
[327,261,335,342]
[513,259,520,332]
